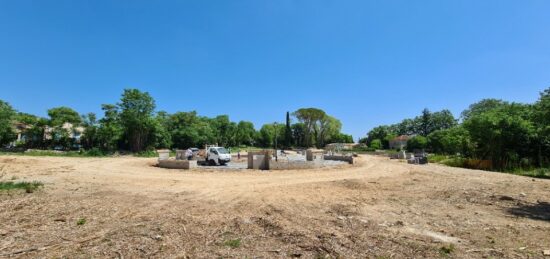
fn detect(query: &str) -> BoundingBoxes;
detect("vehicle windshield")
[217,147,229,154]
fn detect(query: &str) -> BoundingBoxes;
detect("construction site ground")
[1,155,549,258]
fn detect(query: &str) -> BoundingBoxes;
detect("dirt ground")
[1,155,549,258]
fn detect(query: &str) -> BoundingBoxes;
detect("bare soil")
[0,155,549,258]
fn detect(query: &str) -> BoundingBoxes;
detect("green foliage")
[0,181,43,193]
[47,106,82,126]
[370,139,382,150]
[426,154,448,163]
[257,123,285,148]
[284,111,293,148]
[440,157,467,168]
[293,108,326,147]
[223,238,241,248]
[428,126,473,155]
[0,100,16,146]
[329,133,354,143]
[439,244,455,256]
[365,108,457,147]
[134,150,159,157]
[118,89,157,152]
[291,123,307,147]
[406,136,428,151]
[167,111,216,149]
[76,218,86,226]
[236,121,257,147]
[463,102,536,170]
[509,168,550,179]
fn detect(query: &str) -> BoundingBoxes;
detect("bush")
[369,139,382,150]
[427,154,448,163]
[83,148,106,157]
[134,150,159,157]
[440,157,467,168]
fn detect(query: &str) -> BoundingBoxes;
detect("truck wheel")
[209,159,216,166]
[218,159,226,166]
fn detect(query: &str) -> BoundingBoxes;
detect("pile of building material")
[157,150,197,169]
[407,151,428,165]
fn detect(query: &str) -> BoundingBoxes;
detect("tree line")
[0,89,353,153]
[361,87,550,170]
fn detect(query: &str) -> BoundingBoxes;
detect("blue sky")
[1,0,549,140]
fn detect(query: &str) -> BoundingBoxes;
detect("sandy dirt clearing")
[1,155,549,258]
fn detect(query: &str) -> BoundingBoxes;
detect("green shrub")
[134,150,159,157]
[84,148,106,157]
[0,181,43,193]
[427,154,448,163]
[439,244,455,256]
[76,218,86,225]
[440,157,466,168]
[370,139,382,150]
[223,238,241,248]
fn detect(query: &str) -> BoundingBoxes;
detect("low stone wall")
[269,160,319,170]
[323,155,354,164]
[158,159,197,169]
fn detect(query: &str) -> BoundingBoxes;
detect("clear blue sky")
[1,1,549,140]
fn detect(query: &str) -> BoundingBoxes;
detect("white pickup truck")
[199,146,231,166]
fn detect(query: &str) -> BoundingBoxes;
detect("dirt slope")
[1,155,549,258]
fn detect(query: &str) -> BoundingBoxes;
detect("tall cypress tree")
[284,111,293,148]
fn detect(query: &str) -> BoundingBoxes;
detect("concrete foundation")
[323,155,354,164]
[158,159,197,169]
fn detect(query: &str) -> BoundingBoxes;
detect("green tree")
[293,108,326,147]
[366,125,393,146]
[533,87,550,166]
[419,108,432,136]
[47,106,81,126]
[460,99,507,121]
[463,103,535,170]
[235,121,257,146]
[81,113,99,149]
[284,111,293,148]
[167,111,215,149]
[428,126,473,155]
[97,104,123,151]
[258,123,285,148]
[407,135,428,152]
[0,100,16,146]
[46,106,82,150]
[291,123,307,147]
[315,115,342,147]
[117,89,157,152]
[211,115,237,147]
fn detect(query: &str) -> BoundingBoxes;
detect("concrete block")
[306,149,314,161]
[158,159,197,169]
[157,150,170,161]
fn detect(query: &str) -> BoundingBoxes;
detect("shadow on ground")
[507,201,550,221]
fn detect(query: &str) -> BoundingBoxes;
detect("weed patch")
[223,238,241,248]
[0,181,43,193]
[76,218,87,225]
